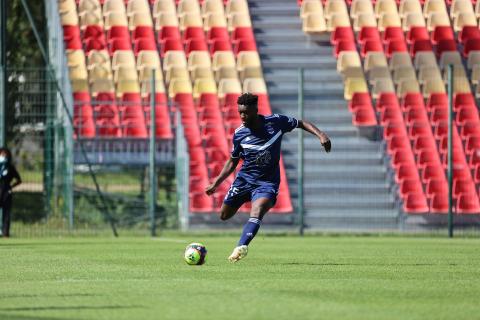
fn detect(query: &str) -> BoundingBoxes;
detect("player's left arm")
[297,120,331,152]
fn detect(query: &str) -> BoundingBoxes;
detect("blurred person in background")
[0,147,22,237]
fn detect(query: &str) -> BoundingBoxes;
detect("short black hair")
[237,92,258,109]
[0,147,12,161]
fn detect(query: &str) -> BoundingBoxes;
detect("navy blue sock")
[238,217,262,246]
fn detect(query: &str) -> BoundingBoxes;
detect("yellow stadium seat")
[188,51,211,71]
[226,0,249,18]
[204,13,227,31]
[337,51,362,74]
[324,0,348,20]
[218,78,242,99]
[212,51,236,72]
[180,13,203,32]
[202,0,225,18]
[165,66,190,83]
[422,77,446,97]
[153,0,176,18]
[112,50,136,70]
[215,66,238,82]
[372,77,395,99]
[228,13,252,32]
[141,78,166,97]
[129,12,153,31]
[453,12,477,32]
[78,0,102,16]
[155,13,179,31]
[439,52,463,70]
[403,12,426,31]
[137,51,162,70]
[467,51,480,70]
[389,52,413,70]
[168,79,193,98]
[375,0,398,18]
[427,12,450,31]
[378,12,402,32]
[127,0,150,16]
[418,65,442,84]
[67,50,87,68]
[116,80,141,97]
[327,13,351,31]
[471,65,480,85]
[79,11,104,30]
[423,0,447,18]
[191,66,215,81]
[105,11,129,30]
[342,67,365,81]
[237,51,261,71]
[344,77,368,100]
[69,65,88,81]
[71,79,89,92]
[476,0,480,19]
[301,0,324,19]
[414,51,438,69]
[138,66,163,83]
[364,52,388,72]
[368,66,391,84]
[240,66,263,81]
[353,13,377,32]
[87,50,110,68]
[393,65,417,84]
[350,0,374,19]
[90,79,115,96]
[193,78,217,99]
[450,0,474,19]
[114,65,138,84]
[243,78,267,93]
[103,0,126,16]
[397,79,421,97]
[399,0,422,18]
[88,65,113,84]
[178,0,201,15]
[59,0,76,13]
[60,9,79,26]
[163,51,188,70]
[303,13,327,33]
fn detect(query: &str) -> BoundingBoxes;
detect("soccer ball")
[184,243,207,265]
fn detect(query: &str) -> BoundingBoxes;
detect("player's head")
[0,147,11,163]
[237,93,258,128]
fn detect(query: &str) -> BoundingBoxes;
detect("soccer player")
[205,93,331,262]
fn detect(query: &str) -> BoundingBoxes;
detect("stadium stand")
[60,0,293,214]
[298,0,480,214]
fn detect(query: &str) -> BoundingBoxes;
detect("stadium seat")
[404,193,429,213]
[456,193,480,214]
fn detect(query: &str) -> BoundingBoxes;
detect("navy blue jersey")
[231,114,298,185]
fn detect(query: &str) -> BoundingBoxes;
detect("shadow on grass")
[0,305,143,312]
[0,313,83,320]
[0,293,101,300]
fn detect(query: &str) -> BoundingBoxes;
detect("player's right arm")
[205,157,240,195]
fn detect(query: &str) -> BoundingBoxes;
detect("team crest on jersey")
[255,150,271,167]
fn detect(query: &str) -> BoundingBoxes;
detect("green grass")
[1,236,479,320]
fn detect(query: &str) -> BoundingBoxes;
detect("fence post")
[298,68,305,236]
[447,64,454,238]
[149,71,157,236]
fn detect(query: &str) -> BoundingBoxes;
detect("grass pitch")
[0,235,479,320]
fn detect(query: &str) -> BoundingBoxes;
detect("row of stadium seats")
[60,0,293,213]
[298,0,480,214]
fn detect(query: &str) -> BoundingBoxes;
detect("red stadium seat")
[207,27,229,44]
[190,193,213,212]
[413,135,437,154]
[418,149,442,169]
[456,108,480,125]
[232,27,255,42]
[352,108,377,126]
[386,39,408,58]
[109,38,132,55]
[436,39,457,58]
[160,38,183,57]
[404,193,429,213]
[183,27,205,42]
[456,193,480,214]
[454,93,476,109]
[382,27,404,44]
[384,121,408,139]
[107,26,130,41]
[401,93,424,111]
[427,93,448,111]
[133,26,155,41]
[210,38,232,55]
[406,26,429,45]
[63,25,81,41]
[65,37,83,49]
[158,26,181,42]
[234,39,257,55]
[426,178,448,198]
[361,39,383,57]
[83,25,104,40]
[349,92,372,111]
[387,135,410,155]
[395,163,419,183]
[400,179,424,199]
[185,38,208,55]
[453,179,476,198]
[431,26,454,45]
[358,27,381,44]
[430,193,449,213]
[459,26,480,45]
[465,135,480,155]
[334,40,356,58]
[134,38,157,55]
[422,164,445,182]
[460,121,480,139]
[463,38,480,57]
[74,118,96,138]
[331,27,354,45]
[392,148,416,168]
[410,39,433,57]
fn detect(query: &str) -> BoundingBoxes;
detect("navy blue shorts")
[223,179,279,208]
